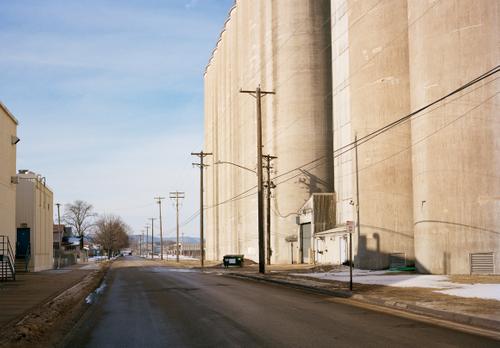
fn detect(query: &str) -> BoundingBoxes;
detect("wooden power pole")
[169,191,185,262]
[191,151,212,268]
[154,197,165,260]
[240,85,275,274]
[263,154,277,265]
[149,218,156,260]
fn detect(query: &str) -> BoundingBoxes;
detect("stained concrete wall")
[204,0,333,263]
[0,102,18,245]
[16,172,54,272]
[332,0,415,269]
[205,0,499,273]
[408,0,500,274]
[353,0,415,269]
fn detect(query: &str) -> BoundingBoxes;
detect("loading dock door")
[300,223,311,264]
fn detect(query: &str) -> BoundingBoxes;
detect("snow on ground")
[140,254,199,261]
[435,284,500,301]
[295,269,500,301]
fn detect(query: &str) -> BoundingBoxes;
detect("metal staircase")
[0,235,16,281]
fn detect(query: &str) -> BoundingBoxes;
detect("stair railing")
[0,235,16,281]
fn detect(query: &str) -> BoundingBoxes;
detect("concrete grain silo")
[268,0,334,263]
[408,0,500,274]
[204,0,334,263]
[332,0,415,269]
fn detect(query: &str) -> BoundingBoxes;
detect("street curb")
[227,272,500,333]
[227,272,352,298]
[351,294,500,332]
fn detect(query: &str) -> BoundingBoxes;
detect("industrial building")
[16,170,54,272]
[204,0,499,274]
[0,102,19,280]
[0,103,19,242]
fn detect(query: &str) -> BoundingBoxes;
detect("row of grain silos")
[204,0,334,263]
[205,0,499,274]
[331,0,499,274]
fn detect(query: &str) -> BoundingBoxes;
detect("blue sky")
[0,0,233,237]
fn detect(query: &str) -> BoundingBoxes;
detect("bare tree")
[94,215,130,258]
[63,200,96,249]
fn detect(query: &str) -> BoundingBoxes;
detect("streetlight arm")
[215,160,256,174]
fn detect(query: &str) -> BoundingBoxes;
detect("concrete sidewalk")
[0,265,94,327]
[211,264,500,333]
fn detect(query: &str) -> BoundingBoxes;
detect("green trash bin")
[223,255,244,268]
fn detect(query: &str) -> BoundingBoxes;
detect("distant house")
[53,224,73,250]
[16,170,54,272]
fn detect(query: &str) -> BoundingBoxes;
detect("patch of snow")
[436,284,500,301]
[297,271,451,288]
[150,267,197,273]
[295,270,500,301]
[85,282,107,304]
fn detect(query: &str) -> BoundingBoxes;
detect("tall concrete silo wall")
[409,0,500,274]
[332,0,415,269]
[270,0,333,263]
[204,0,333,263]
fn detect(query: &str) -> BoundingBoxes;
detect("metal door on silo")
[300,223,311,264]
[16,228,30,258]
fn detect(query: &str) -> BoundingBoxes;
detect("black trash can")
[223,255,244,268]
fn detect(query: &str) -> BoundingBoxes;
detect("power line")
[203,65,499,213]
[333,65,500,157]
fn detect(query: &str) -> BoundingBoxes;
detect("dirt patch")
[0,262,110,348]
[449,275,500,284]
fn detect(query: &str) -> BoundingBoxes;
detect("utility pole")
[154,197,165,260]
[149,218,156,260]
[263,154,277,265]
[240,85,275,274]
[56,203,62,269]
[355,133,361,241]
[140,231,143,257]
[191,151,212,268]
[145,225,150,258]
[169,191,185,262]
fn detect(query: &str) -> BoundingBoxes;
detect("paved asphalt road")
[64,257,498,347]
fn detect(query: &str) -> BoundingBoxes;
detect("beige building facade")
[16,170,54,272]
[204,0,500,274]
[0,102,19,246]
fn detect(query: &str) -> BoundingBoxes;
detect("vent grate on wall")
[389,253,406,268]
[470,252,495,274]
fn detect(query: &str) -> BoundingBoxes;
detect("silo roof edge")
[204,1,237,77]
